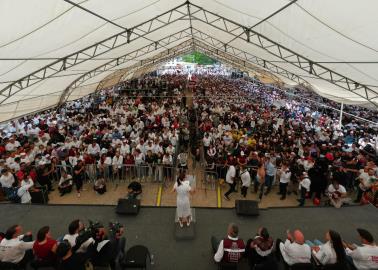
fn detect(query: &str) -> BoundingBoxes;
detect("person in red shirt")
[32,226,57,267]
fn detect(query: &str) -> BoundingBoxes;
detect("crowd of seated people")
[193,75,378,206]
[0,74,189,201]
[0,220,126,270]
[212,223,378,270]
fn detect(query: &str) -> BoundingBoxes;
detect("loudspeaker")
[116,198,140,215]
[235,200,259,216]
[31,189,49,204]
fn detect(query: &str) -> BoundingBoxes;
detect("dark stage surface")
[0,204,377,270]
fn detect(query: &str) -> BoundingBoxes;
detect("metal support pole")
[339,102,344,128]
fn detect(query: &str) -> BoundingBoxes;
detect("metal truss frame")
[191,29,309,86]
[0,2,190,104]
[1,1,377,108]
[60,28,194,103]
[79,27,309,98]
[188,2,378,106]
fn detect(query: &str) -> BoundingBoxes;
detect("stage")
[0,203,376,270]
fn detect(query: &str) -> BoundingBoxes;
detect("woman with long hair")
[310,230,347,267]
[32,226,58,267]
[172,172,195,228]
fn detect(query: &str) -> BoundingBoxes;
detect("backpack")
[7,187,21,203]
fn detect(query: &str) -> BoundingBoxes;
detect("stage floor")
[0,204,376,270]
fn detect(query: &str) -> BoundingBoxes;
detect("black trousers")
[241,186,248,197]
[225,182,237,197]
[298,187,307,206]
[279,182,288,198]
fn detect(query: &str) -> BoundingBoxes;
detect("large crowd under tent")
[0,1,377,269]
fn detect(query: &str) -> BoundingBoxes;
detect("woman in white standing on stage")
[172,172,195,228]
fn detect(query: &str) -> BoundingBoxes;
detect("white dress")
[174,180,192,218]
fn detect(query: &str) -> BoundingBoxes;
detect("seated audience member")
[58,170,73,196]
[94,177,107,195]
[127,181,142,199]
[0,168,15,196]
[63,219,94,253]
[327,180,349,208]
[32,226,58,266]
[278,229,311,265]
[344,228,378,270]
[246,227,274,267]
[211,223,245,264]
[307,230,347,267]
[56,241,92,270]
[63,219,84,248]
[0,224,34,266]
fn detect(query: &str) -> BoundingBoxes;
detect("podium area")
[0,204,376,270]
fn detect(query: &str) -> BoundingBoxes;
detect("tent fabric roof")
[1,0,378,121]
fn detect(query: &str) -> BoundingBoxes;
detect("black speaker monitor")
[235,200,259,216]
[116,198,140,215]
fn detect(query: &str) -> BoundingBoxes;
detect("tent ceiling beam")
[225,0,298,46]
[0,1,190,105]
[191,29,308,86]
[60,28,194,104]
[189,3,378,107]
[63,0,127,30]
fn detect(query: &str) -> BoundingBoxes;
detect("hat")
[240,151,245,156]
[302,172,308,177]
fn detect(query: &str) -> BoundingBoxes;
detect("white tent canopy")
[1,0,378,121]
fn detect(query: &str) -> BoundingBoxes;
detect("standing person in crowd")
[224,164,236,201]
[298,172,311,207]
[255,160,266,202]
[0,224,34,267]
[278,162,291,200]
[355,167,377,203]
[32,226,58,267]
[344,228,378,270]
[73,160,86,198]
[212,223,245,264]
[172,172,194,228]
[264,155,276,195]
[240,166,251,198]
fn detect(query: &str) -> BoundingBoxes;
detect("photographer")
[90,222,115,269]
[108,222,126,270]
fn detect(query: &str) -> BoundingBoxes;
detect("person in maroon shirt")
[32,226,57,267]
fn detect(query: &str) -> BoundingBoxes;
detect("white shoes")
[179,221,183,228]
[187,217,191,227]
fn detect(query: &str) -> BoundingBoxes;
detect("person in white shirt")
[58,170,73,196]
[18,176,34,204]
[298,172,311,206]
[62,219,94,253]
[112,151,123,177]
[0,225,34,265]
[224,165,236,200]
[344,228,378,270]
[87,141,100,157]
[327,180,349,208]
[307,230,348,267]
[279,230,311,266]
[278,163,291,200]
[0,168,15,191]
[240,166,251,198]
[355,167,376,203]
